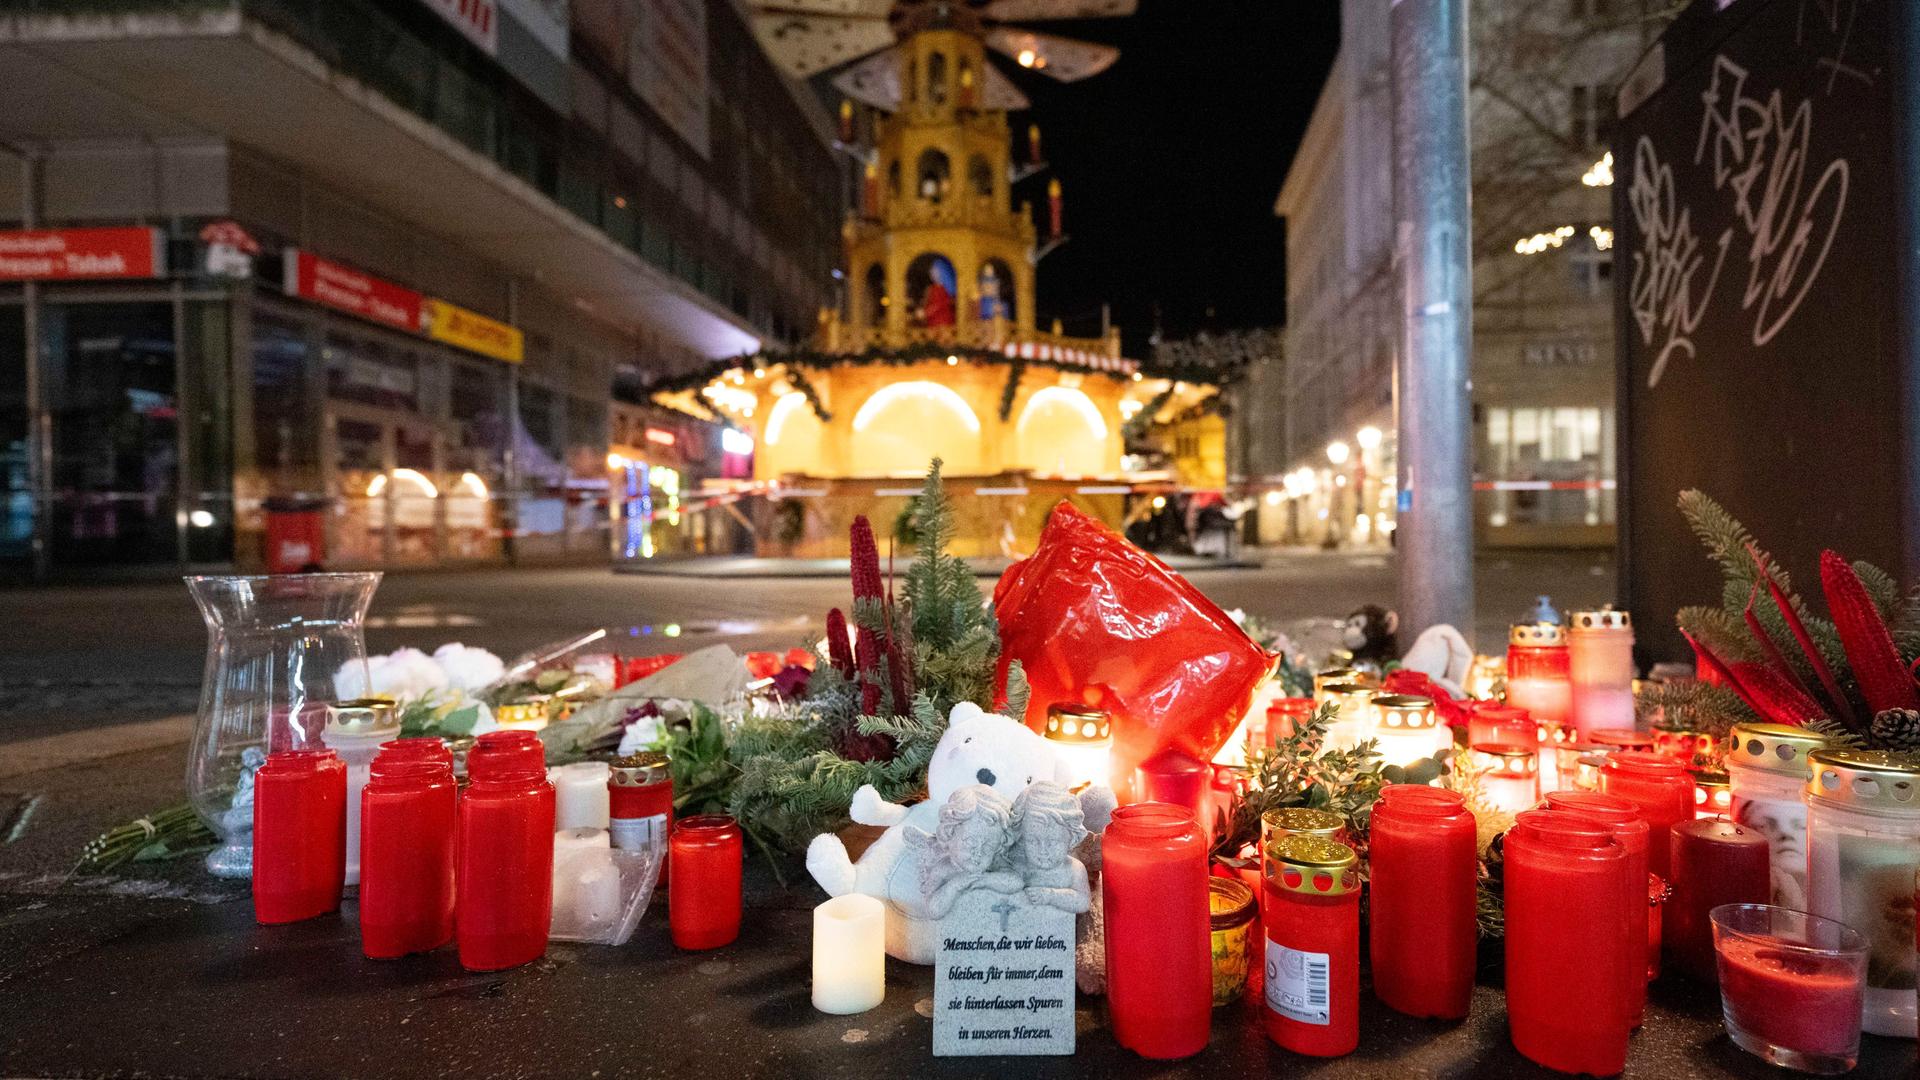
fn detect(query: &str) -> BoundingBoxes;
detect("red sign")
[0,227,162,281]
[282,248,423,333]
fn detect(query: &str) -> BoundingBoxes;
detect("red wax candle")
[1135,749,1212,833]
[359,756,456,958]
[1717,931,1864,1061]
[1503,809,1635,1077]
[1262,835,1360,1056]
[376,736,453,767]
[1545,789,1652,1024]
[669,815,743,950]
[252,749,346,925]
[1602,751,1693,880]
[1469,702,1534,749]
[1368,786,1477,1020]
[1667,819,1770,981]
[1267,697,1316,741]
[1103,802,1212,1059]
[456,740,555,971]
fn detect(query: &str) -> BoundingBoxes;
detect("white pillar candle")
[812,893,886,1015]
[552,827,614,933]
[549,761,612,831]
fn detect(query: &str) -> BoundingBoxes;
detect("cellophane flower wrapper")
[992,502,1273,780]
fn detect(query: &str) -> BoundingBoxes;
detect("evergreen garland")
[996,358,1026,422]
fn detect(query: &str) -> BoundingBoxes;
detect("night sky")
[1013,0,1341,356]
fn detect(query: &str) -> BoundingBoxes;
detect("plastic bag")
[993,502,1273,783]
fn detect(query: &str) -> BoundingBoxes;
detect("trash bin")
[263,496,330,573]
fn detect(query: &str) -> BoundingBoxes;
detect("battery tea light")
[812,893,886,1014]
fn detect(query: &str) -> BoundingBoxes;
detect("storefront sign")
[0,227,163,281]
[282,249,424,334]
[418,0,498,55]
[424,297,524,363]
[1522,341,1598,366]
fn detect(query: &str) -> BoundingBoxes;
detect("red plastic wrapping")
[1380,668,1473,730]
[993,503,1271,783]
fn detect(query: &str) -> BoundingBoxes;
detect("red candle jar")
[1261,834,1360,1056]
[1667,819,1770,982]
[1692,770,1732,819]
[669,815,743,950]
[376,736,453,767]
[609,750,674,853]
[1469,702,1534,749]
[252,749,347,925]
[1545,789,1652,1024]
[1601,750,1693,880]
[1368,785,1477,1020]
[359,756,457,959]
[1505,622,1571,727]
[456,739,555,971]
[1267,697,1316,741]
[1135,749,1211,825]
[1102,802,1212,1060]
[1503,809,1636,1076]
[1591,728,1655,754]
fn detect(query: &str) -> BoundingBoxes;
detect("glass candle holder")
[1712,904,1867,1075]
[1692,771,1732,820]
[1567,609,1635,738]
[1468,701,1534,751]
[669,815,744,950]
[1591,728,1654,754]
[1261,835,1361,1058]
[1373,694,1448,768]
[1102,802,1212,1060]
[1601,750,1693,880]
[322,698,400,888]
[1803,748,1920,1038]
[1316,683,1377,753]
[1045,703,1114,788]
[359,754,456,958]
[1725,722,1824,909]
[608,751,674,854]
[1505,622,1571,728]
[493,695,552,732]
[1503,809,1636,1076]
[1470,743,1540,815]
[186,572,379,877]
[1654,726,1719,764]
[1135,749,1213,832]
[457,741,555,971]
[1545,790,1652,1025]
[251,749,346,925]
[1267,697,1317,741]
[1208,876,1257,1006]
[1667,819,1769,982]
[1368,785,1476,1020]
[1312,666,1371,697]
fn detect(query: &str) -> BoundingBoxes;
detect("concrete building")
[0,0,839,575]
[1265,0,1660,549]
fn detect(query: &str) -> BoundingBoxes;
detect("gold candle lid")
[1373,694,1439,730]
[1727,722,1827,778]
[610,750,671,786]
[1471,742,1539,773]
[325,697,399,736]
[1805,748,1920,813]
[1313,667,1369,695]
[1262,806,1345,842]
[495,696,552,727]
[1510,621,1565,647]
[1264,835,1360,897]
[1569,608,1632,632]
[1044,703,1112,745]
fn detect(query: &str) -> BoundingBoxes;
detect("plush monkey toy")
[1342,604,1400,666]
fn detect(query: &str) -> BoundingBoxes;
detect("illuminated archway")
[850,381,983,475]
[1016,386,1109,476]
[760,392,827,477]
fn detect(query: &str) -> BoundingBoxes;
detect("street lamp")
[1326,441,1350,466]
[1356,426,1382,451]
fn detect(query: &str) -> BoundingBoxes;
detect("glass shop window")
[1483,405,1615,529]
[324,332,419,412]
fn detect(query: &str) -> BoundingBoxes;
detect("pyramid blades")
[831,47,905,111]
[754,0,891,16]
[984,27,1119,81]
[978,63,1031,110]
[981,0,1138,21]
[751,11,896,77]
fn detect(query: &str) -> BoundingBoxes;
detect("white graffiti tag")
[1629,135,1730,389]
[1693,55,1849,349]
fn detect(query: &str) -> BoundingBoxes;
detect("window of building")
[968,154,993,198]
[1483,405,1615,529]
[864,263,888,323]
[928,52,948,105]
[1569,83,1616,149]
[917,149,952,204]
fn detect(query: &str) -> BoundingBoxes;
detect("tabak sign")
[0,227,164,281]
[283,248,424,334]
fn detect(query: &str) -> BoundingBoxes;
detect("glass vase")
[185,573,381,877]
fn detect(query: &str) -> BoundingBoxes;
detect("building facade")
[0,0,839,575]
[1265,0,1660,549]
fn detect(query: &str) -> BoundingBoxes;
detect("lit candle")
[1505,622,1571,728]
[1048,178,1063,238]
[1028,122,1042,163]
[1667,819,1769,982]
[1267,697,1316,741]
[1469,743,1539,814]
[1568,609,1635,738]
[1725,722,1825,908]
[1317,682,1376,753]
[1044,704,1113,789]
[1467,701,1533,750]
[1103,803,1211,1059]
[1372,694,1447,767]
[1601,750,1693,880]
[494,695,551,732]
[549,761,612,832]
[813,894,886,1014]
[1135,749,1210,825]
[1692,771,1732,819]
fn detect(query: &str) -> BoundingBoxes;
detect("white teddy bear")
[806,701,1116,964]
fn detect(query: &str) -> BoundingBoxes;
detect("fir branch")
[1676,605,1755,663]
[1004,660,1031,721]
[1638,679,1754,743]
[1802,715,1867,750]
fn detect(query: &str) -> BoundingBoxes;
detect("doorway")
[327,408,443,567]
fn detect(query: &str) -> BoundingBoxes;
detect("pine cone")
[1870,708,1920,752]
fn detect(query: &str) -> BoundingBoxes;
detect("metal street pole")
[1391,0,1475,642]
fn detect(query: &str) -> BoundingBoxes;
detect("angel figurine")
[908,784,1024,919]
[1011,782,1091,914]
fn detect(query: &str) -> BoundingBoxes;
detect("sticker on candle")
[1265,942,1332,1026]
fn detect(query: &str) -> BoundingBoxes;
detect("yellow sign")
[423,297,523,363]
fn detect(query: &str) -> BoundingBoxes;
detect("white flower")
[432,643,505,692]
[616,712,666,756]
[365,647,449,701]
[1227,608,1248,627]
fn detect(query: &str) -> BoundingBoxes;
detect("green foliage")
[76,802,215,872]
[1639,679,1754,745]
[395,697,482,738]
[1216,702,1386,860]
[903,459,1001,715]
[1801,714,1867,751]
[1121,387,1175,443]
[662,704,737,816]
[1675,605,1754,663]
[997,359,1026,422]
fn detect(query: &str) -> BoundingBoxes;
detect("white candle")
[552,827,614,933]
[549,761,612,831]
[812,893,886,1015]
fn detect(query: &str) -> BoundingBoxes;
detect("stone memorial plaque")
[933,890,1076,1055]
